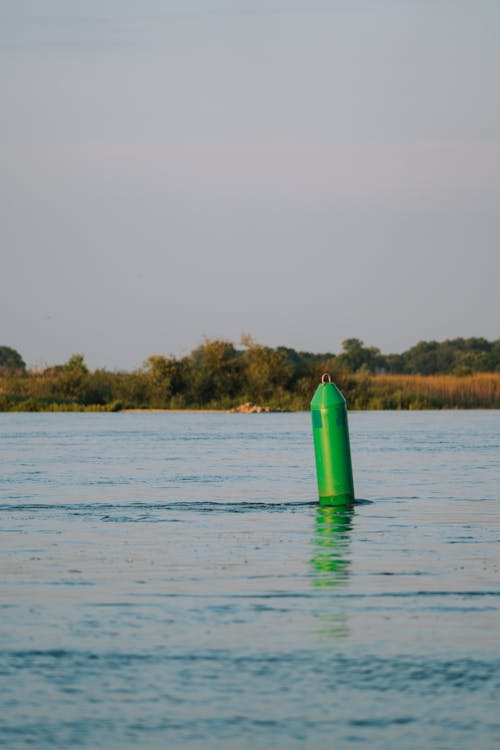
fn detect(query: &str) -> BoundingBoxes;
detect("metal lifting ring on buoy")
[321,373,332,384]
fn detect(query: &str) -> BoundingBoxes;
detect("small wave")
[2,648,498,692]
[0,500,318,514]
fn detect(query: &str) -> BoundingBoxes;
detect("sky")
[1,0,499,370]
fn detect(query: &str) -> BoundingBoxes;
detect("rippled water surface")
[1,411,499,749]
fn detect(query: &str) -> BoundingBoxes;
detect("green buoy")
[311,373,355,506]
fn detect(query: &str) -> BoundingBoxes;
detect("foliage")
[0,346,26,373]
[0,338,499,411]
[400,338,500,375]
[336,338,381,373]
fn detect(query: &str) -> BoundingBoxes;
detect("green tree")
[143,355,187,407]
[57,354,89,400]
[401,338,498,374]
[80,369,115,406]
[188,339,241,406]
[0,346,26,373]
[62,353,88,373]
[379,352,404,373]
[241,341,293,402]
[402,340,440,374]
[337,338,381,373]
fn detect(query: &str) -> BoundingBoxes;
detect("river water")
[1,411,499,749]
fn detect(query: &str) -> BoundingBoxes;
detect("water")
[1,411,499,750]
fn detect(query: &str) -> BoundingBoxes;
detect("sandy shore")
[121,408,225,413]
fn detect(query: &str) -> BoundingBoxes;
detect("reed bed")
[353,373,500,409]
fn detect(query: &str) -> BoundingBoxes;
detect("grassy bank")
[1,371,498,412]
[1,338,499,411]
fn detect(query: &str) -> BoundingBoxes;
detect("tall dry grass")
[361,372,500,409]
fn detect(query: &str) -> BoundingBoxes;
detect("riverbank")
[1,372,499,411]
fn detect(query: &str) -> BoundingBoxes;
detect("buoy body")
[311,376,355,506]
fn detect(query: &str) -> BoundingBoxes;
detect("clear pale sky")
[1,0,499,369]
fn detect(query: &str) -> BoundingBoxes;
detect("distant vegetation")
[1,336,499,411]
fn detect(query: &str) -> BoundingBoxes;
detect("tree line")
[0,336,499,412]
